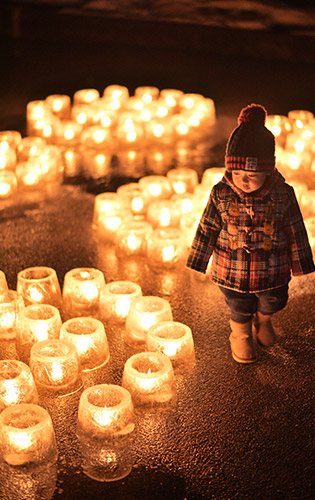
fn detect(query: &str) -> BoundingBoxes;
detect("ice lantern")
[77,384,135,438]
[17,267,62,308]
[125,296,173,347]
[0,290,25,340]
[0,403,57,467]
[122,351,176,408]
[146,321,195,371]
[146,228,187,271]
[0,360,38,412]
[16,304,62,363]
[60,317,109,371]
[30,339,82,396]
[62,267,105,319]
[100,281,142,324]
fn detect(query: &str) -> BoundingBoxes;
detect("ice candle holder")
[122,351,176,408]
[125,296,173,347]
[62,267,105,319]
[16,304,62,363]
[166,167,198,194]
[17,267,62,308]
[77,384,135,438]
[100,281,142,323]
[0,403,57,466]
[146,321,195,371]
[115,220,153,257]
[0,360,38,412]
[0,270,9,301]
[0,290,25,340]
[146,228,187,271]
[60,317,109,371]
[30,339,82,396]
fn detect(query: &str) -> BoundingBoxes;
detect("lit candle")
[17,266,62,308]
[17,137,46,162]
[97,208,134,243]
[77,384,135,438]
[0,143,16,171]
[103,84,129,105]
[159,88,184,111]
[288,109,314,130]
[115,220,153,257]
[16,304,62,363]
[93,192,130,227]
[73,88,100,105]
[0,403,57,466]
[60,317,109,371]
[45,94,71,120]
[100,281,142,323]
[146,321,195,371]
[53,120,82,147]
[125,296,173,346]
[0,130,22,151]
[138,175,172,203]
[0,360,38,412]
[62,267,105,319]
[134,86,159,104]
[122,351,176,408]
[80,149,112,179]
[15,160,43,189]
[146,200,181,228]
[0,171,17,198]
[166,167,199,194]
[116,113,144,144]
[0,290,25,340]
[30,339,83,396]
[146,228,187,271]
[80,125,112,149]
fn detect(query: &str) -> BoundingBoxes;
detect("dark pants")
[219,285,289,323]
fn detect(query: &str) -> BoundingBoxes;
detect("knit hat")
[225,104,276,172]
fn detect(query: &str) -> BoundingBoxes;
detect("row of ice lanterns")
[0,266,194,474]
[0,85,216,197]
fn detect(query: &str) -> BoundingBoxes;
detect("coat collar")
[223,169,284,201]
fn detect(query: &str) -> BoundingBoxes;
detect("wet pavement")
[0,185,314,500]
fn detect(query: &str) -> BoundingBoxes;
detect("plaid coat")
[186,170,315,293]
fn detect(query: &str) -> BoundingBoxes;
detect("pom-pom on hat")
[225,103,276,172]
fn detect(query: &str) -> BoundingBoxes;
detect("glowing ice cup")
[77,384,135,438]
[100,281,142,323]
[17,267,62,308]
[122,352,176,408]
[16,304,62,363]
[0,290,25,340]
[60,317,109,371]
[0,360,38,412]
[125,296,173,346]
[62,267,105,319]
[0,403,57,466]
[146,321,195,370]
[30,339,82,396]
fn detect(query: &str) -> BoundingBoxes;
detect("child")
[186,103,315,363]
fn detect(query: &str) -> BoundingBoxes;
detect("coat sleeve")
[186,186,222,274]
[284,187,315,276]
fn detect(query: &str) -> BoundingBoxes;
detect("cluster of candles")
[0,85,216,197]
[0,266,195,480]
[265,110,315,255]
[92,166,225,267]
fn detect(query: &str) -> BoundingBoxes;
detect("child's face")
[232,170,267,193]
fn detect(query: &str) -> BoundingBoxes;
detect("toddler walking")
[186,103,315,363]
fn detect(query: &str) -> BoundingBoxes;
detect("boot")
[253,312,276,347]
[229,319,257,364]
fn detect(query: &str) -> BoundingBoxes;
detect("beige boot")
[229,319,257,363]
[253,312,276,347]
